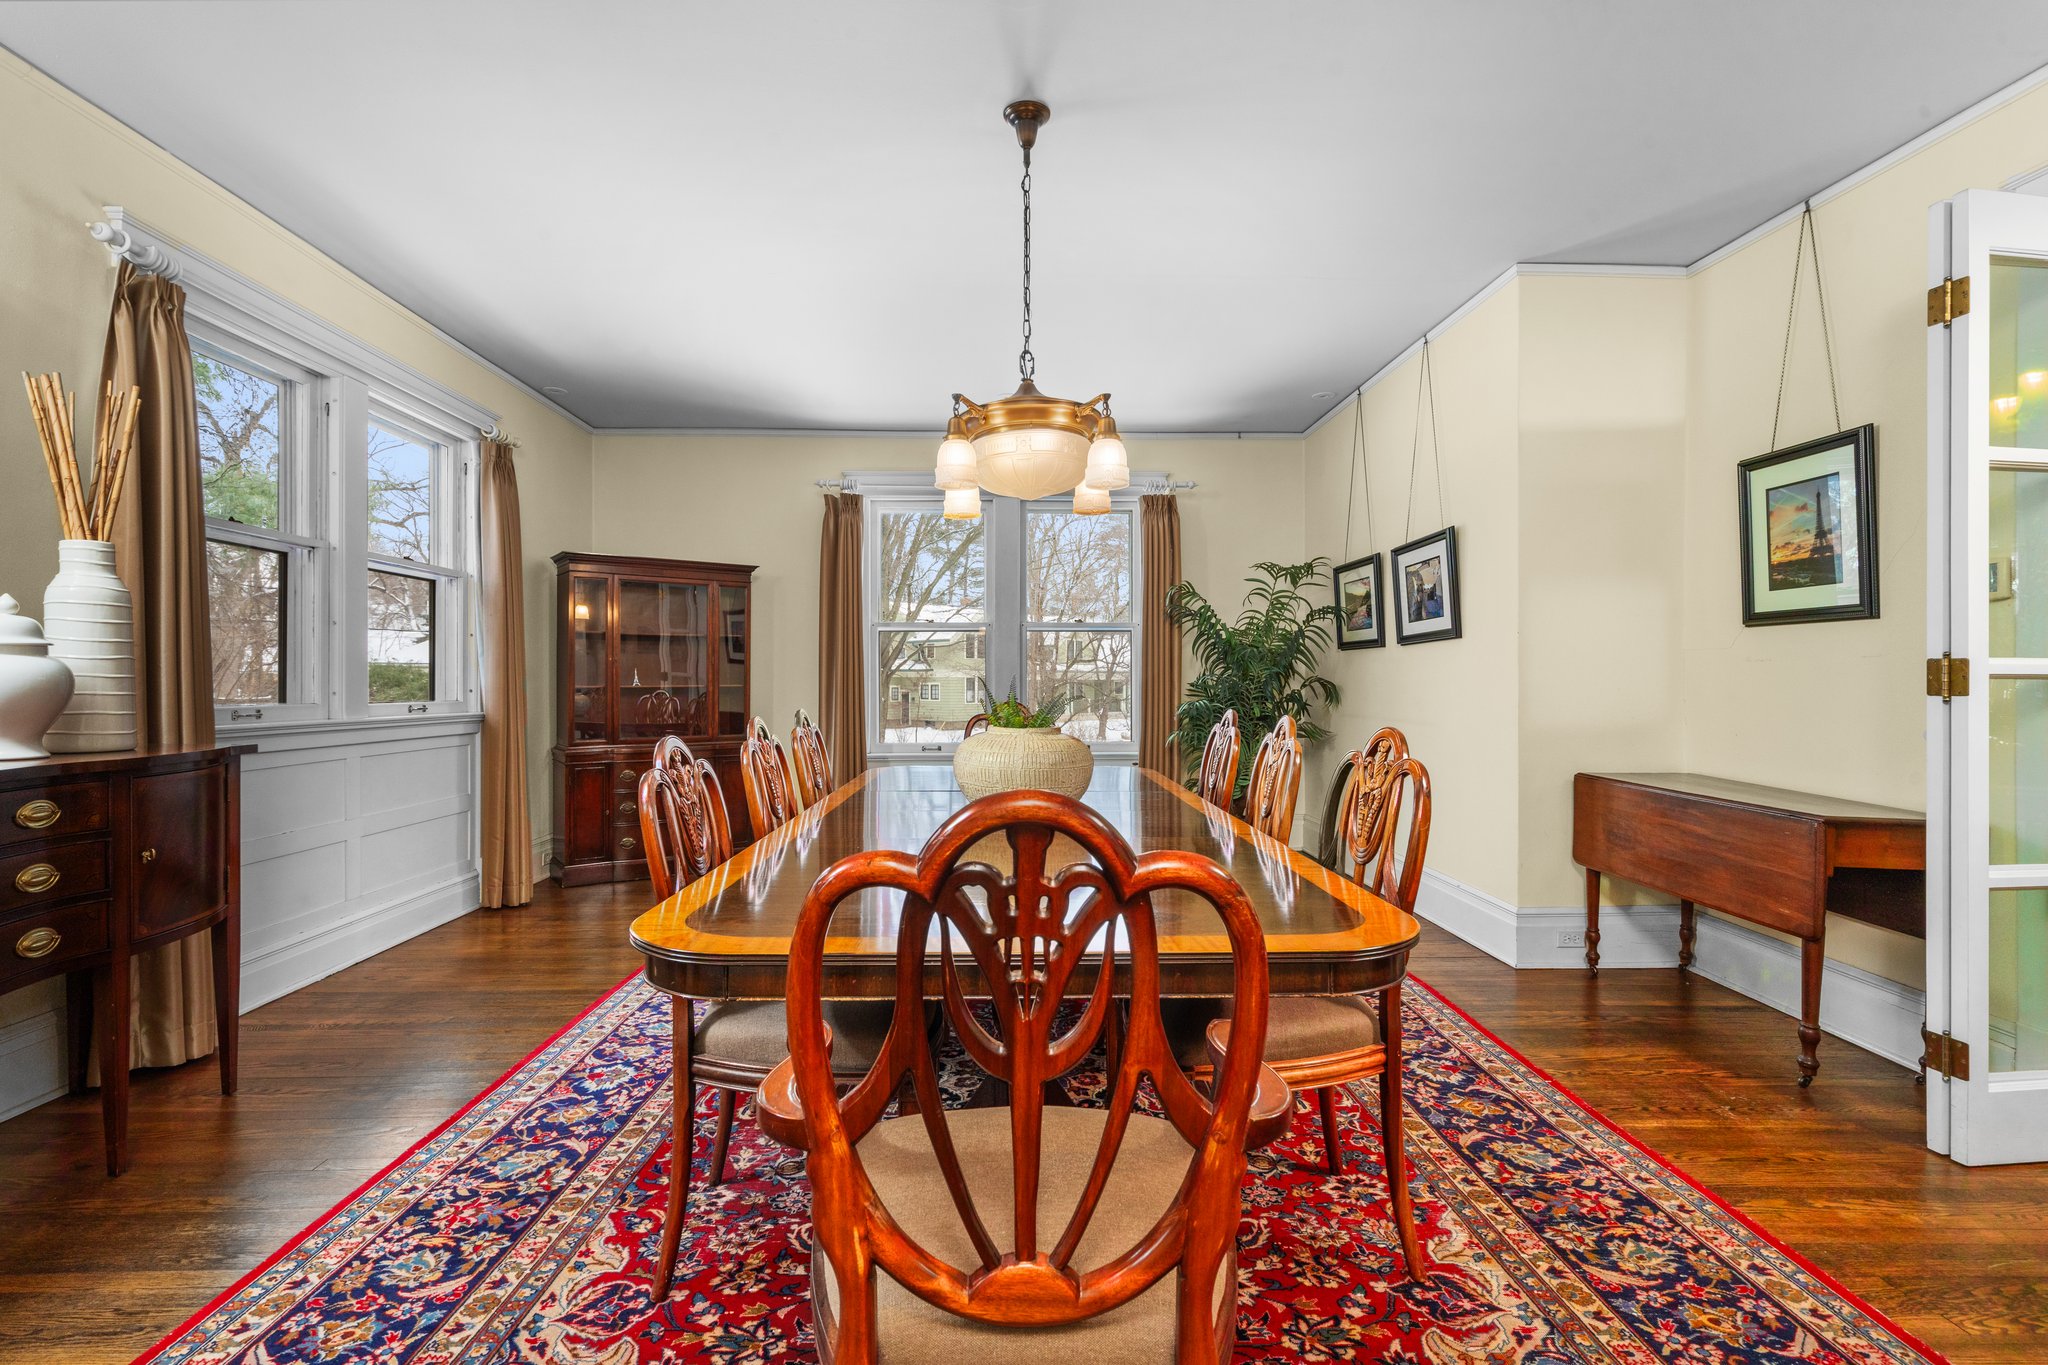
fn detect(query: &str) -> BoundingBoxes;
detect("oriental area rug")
[138,975,1943,1364]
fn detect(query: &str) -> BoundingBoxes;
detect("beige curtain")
[1139,493,1183,778]
[478,439,533,908]
[101,261,217,1068]
[818,491,865,783]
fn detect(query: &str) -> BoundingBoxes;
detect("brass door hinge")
[1928,275,1971,327]
[1927,653,1970,701]
[1921,1027,1971,1080]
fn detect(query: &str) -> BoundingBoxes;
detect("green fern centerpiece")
[1165,559,1341,800]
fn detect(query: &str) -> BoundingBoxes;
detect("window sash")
[863,484,1142,759]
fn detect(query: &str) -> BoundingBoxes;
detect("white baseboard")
[241,872,481,1010]
[1412,869,1518,966]
[532,834,551,883]
[0,1009,65,1123]
[1416,871,1923,1072]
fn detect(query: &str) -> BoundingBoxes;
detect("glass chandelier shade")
[933,99,1125,509]
[1071,480,1110,515]
[942,486,981,520]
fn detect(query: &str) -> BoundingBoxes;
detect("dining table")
[628,762,1422,1004]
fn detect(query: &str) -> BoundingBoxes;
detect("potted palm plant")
[953,684,1094,800]
[1166,559,1341,802]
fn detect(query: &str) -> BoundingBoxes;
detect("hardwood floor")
[0,882,2041,1362]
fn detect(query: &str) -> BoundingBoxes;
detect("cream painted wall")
[585,434,1305,749]
[0,50,592,870]
[1303,285,1523,905]
[1517,275,1689,910]
[1680,80,2048,989]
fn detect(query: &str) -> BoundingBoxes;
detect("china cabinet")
[550,552,755,885]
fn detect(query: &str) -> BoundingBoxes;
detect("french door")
[1926,188,2048,1164]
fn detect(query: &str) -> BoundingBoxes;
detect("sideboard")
[0,744,248,1174]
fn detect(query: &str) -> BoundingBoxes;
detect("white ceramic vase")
[952,725,1095,801]
[0,593,76,760]
[42,540,137,753]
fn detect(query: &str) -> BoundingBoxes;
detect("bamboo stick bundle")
[21,372,142,541]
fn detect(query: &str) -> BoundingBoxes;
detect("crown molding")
[592,427,1301,442]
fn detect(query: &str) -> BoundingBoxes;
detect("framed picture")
[721,608,747,664]
[1332,553,1385,650]
[1392,526,1461,644]
[1737,425,1877,626]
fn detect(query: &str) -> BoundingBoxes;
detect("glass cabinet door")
[618,578,710,739]
[717,584,748,733]
[568,575,610,742]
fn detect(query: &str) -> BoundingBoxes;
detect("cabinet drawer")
[612,761,645,793]
[0,840,109,915]
[0,898,110,989]
[613,826,644,862]
[0,780,110,849]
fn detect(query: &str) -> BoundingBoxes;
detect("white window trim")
[98,208,493,737]
[850,468,1153,763]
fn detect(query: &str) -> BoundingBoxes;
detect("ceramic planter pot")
[953,725,1094,801]
[42,540,136,753]
[0,593,76,760]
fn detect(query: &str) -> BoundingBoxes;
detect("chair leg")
[1379,982,1426,1279]
[1318,1086,1342,1174]
[654,997,695,1299]
[708,1088,737,1186]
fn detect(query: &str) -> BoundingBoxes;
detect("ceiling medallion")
[934,99,1128,519]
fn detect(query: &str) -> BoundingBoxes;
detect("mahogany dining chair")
[789,707,834,806]
[641,735,894,1300]
[752,789,1293,1361]
[1194,708,1240,809]
[1242,715,1304,842]
[1202,726,1432,1279]
[741,717,801,836]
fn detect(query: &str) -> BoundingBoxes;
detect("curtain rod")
[815,477,1196,492]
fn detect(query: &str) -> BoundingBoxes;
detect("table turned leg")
[65,970,91,1096]
[655,996,695,1298]
[1584,868,1602,970]
[1678,900,1696,973]
[1797,937,1824,1087]
[212,917,240,1095]
[1380,981,1426,1279]
[97,958,130,1176]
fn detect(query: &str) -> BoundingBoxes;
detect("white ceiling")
[5,1,2047,433]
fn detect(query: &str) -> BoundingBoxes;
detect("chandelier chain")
[1019,143,1035,381]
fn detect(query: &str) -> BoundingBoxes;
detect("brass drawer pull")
[13,799,60,830]
[14,863,59,895]
[619,835,638,851]
[14,926,61,959]
[618,768,638,785]
[619,800,636,815]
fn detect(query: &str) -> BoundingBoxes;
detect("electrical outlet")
[1556,929,1584,949]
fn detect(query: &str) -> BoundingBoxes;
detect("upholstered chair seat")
[1164,997,1378,1071]
[815,1107,1228,1362]
[694,999,895,1071]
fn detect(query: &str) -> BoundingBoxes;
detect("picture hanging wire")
[1341,386,1377,560]
[1769,200,1843,451]
[1404,337,1447,540]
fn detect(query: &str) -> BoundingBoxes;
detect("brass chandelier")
[933,100,1128,518]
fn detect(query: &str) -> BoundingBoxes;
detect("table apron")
[640,948,1414,1002]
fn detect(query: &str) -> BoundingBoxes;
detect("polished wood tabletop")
[629,764,1421,1001]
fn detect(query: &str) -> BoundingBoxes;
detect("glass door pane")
[569,576,609,742]
[717,584,748,733]
[619,579,709,739]
[1990,889,2048,1073]
[1989,255,2048,449]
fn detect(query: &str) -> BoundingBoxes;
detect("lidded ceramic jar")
[0,593,77,760]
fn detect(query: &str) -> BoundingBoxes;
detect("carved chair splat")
[1242,715,1304,842]
[1194,709,1240,811]
[755,790,1291,1362]
[790,707,834,807]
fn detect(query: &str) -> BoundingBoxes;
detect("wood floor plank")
[0,882,2040,1362]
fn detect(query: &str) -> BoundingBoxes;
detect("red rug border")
[130,967,1952,1365]
[1410,976,1952,1365]
[130,967,648,1365]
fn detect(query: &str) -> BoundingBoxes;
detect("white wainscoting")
[1413,868,1925,1073]
[0,718,482,1123]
